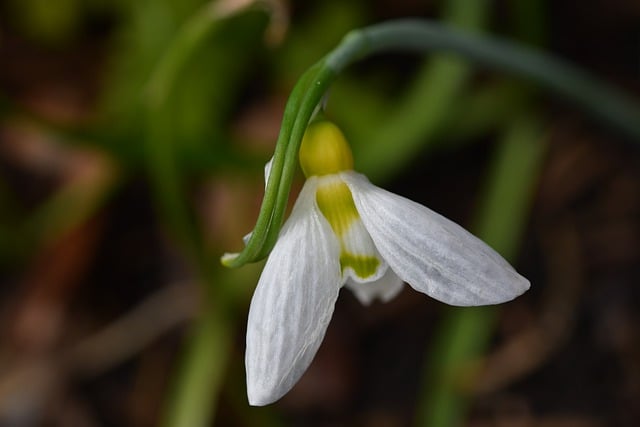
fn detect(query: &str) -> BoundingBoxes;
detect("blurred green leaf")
[275,0,367,80]
[6,0,83,44]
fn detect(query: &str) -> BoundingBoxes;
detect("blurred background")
[0,0,639,426]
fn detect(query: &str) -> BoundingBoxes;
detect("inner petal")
[315,176,386,283]
[345,267,405,305]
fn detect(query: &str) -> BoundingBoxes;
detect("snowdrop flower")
[245,120,529,405]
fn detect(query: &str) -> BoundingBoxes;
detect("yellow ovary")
[299,121,353,178]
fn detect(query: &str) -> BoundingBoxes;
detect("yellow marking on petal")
[340,253,380,280]
[299,121,353,178]
[316,179,381,281]
[316,180,358,238]
[301,119,383,282]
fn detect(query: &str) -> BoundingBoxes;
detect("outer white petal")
[342,172,530,306]
[246,177,341,406]
[345,267,404,305]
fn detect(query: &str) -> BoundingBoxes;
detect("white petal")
[345,267,404,305]
[339,217,388,284]
[246,177,342,405]
[263,156,274,189]
[342,172,530,306]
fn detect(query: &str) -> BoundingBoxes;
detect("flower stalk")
[223,19,640,269]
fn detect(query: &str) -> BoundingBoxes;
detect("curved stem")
[326,20,640,139]
[257,64,336,259]
[350,0,490,181]
[224,18,640,267]
[222,63,323,267]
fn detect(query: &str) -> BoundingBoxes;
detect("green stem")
[417,305,498,427]
[220,66,313,266]
[325,20,640,139]
[354,0,490,180]
[257,65,336,259]
[222,63,337,266]
[224,18,640,268]
[160,305,232,427]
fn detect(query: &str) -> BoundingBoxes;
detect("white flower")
[245,121,530,406]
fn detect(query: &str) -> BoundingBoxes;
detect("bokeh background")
[1,0,639,426]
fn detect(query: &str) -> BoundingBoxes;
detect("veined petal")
[342,172,530,306]
[345,267,404,305]
[246,177,342,406]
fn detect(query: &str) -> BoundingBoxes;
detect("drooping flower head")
[244,120,529,405]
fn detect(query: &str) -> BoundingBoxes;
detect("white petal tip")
[247,389,276,407]
[496,270,531,302]
[346,269,405,306]
[513,275,531,297]
[247,376,289,406]
[220,252,238,266]
[463,272,531,307]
